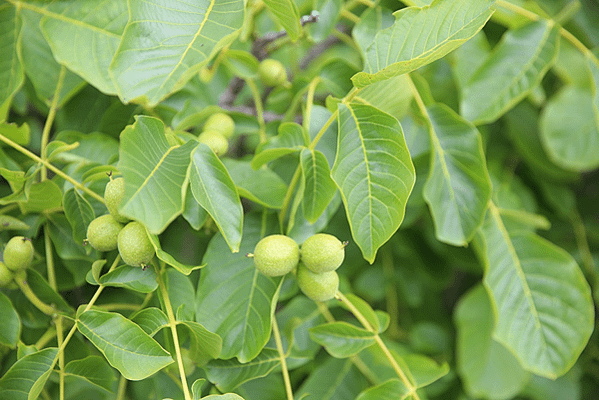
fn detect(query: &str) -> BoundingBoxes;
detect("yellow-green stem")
[155,263,192,400]
[15,274,56,315]
[340,9,360,24]
[303,77,321,132]
[381,246,403,339]
[41,66,67,181]
[336,291,419,399]
[0,134,105,204]
[116,376,128,400]
[272,316,294,400]
[246,79,267,143]
[278,167,302,233]
[571,211,599,297]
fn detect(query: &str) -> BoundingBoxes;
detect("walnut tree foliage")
[0,0,599,399]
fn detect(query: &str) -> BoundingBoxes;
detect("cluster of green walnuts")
[251,233,346,302]
[85,177,155,268]
[0,236,34,287]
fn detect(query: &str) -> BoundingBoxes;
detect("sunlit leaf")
[461,20,559,124]
[109,0,245,105]
[476,204,594,378]
[351,0,494,87]
[190,144,243,252]
[130,307,169,337]
[423,103,491,246]
[331,103,415,263]
[300,149,337,223]
[0,348,58,400]
[205,348,280,392]
[77,309,173,380]
[118,116,197,234]
[98,265,158,293]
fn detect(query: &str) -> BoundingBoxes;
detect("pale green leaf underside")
[195,214,282,363]
[118,116,196,234]
[263,0,302,41]
[309,322,376,358]
[0,3,23,114]
[351,0,494,88]
[455,285,529,399]
[300,149,337,223]
[0,348,58,400]
[77,310,173,381]
[109,0,245,105]
[332,103,415,263]
[461,20,559,124]
[40,0,128,94]
[423,103,491,246]
[477,204,594,378]
[205,348,280,392]
[190,144,243,252]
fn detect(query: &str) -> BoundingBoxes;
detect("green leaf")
[40,0,128,94]
[309,322,376,358]
[423,103,491,246]
[148,233,204,275]
[201,394,245,400]
[182,184,209,230]
[300,149,337,223]
[0,122,30,146]
[251,122,308,169]
[0,215,30,232]
[118,116,196,234]
[451,31,490,92]
[177,321,222,366]
[310,0,342,42]
[455,284,529,399]
[77,309,173,380]
[351,0,494,88]
[63,188,95,246]
[340,292,380,333]
[130,307,169,337]
[0,3,23,116]
[64,355,116,392]
[222,159,288,209]
[205,348,280,392]
[0,347,58,400]
[263,0,302,41]
[109,0,245,106]
[0,292,20,347]
[23,269,73,314]
[461,21,559,124]
[19,180,62,214]
[296,357,370,399]
[189,144,243,252]
[195,213,282,362]
[98,265,158,293]
[192,378,206,400]
[224,50,259,79]
[331,103,415,263]
[356,379,410,400]
[539,85,599,172]
[353,75,413,122]
[476,204,594,378]
[352,6,394,58]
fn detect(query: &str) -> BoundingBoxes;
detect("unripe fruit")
[0,262,14,286]
[252,234,299,277]
[296,263,339,302]
[86,214,124,252]
[104,177,129,223]
[117,222,155,267]
[300,233,345,273]
[204,113,235,138]
[198,130,229,156]
[3,236,34,271]
[258,59,287,87]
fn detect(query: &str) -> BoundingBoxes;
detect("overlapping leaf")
[118,116,197,234]
[356,379,410,400]
[189,144,243,252]
[177,321,222,366]
[40,0,128,94]
[331,103,415,262]
[461,20,559,124]
[77,310,173,380]
[351,0,494,87]
[262,0,301,41]
[476,204,594,378]
[0,292,20,347]
[296,357,370,399]
[109,0,245,105]
[64,356,116,392]
[300,149,337,223]
[63,188,95,245]
[423,104,491,246]
[455,284,529,399]
[222,159,287,209]
[195,213,282,362]
[0,348,58,400]
[309,322,376,358]
[205,348,280,392]
[0,2,22,117]
[98,265,158,293]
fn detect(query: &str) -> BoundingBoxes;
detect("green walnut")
[198,130,229,156]
[258,59,287,87]
[300,233,345,273]
[252,234,299,277]
[117,222,155,267]
[0,262,14,287]
[3,236,34,271]
[104,177,129,223]
[204,113,235,138]
[296,263,339,302]
[86,214,124,252]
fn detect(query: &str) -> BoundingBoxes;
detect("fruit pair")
[0,236,34,286]
[197,112,235,156]
[251,233,345,301]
